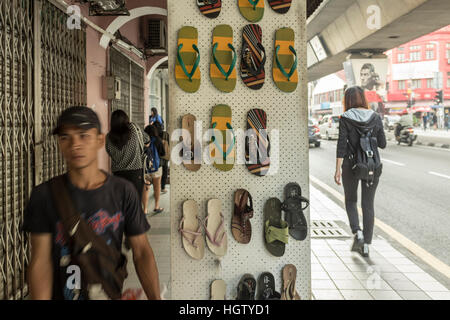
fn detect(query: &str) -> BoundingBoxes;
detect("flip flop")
[264,198,289,257]
[273,28,298,93]
[245,109,270,176]
[209,105,236,171]
[176,27,201,93]
[197,0,222,19]
[202,199,227,257]
[257,272,281,300]
[268,0,292,14]
[210,25,237,93]
[236,274,256,300]
[231,189,254,244]
[181,114,201,172]
[282,182,309,241]
[238,0,265,22]
[211,279,226,300]
[281,264,301,300]
[240,24,266,90]
[179,200,205,260]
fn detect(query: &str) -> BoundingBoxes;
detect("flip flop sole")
[281,264,301,300]
[182,114,201,172]
[232,189,252,244]
[246,108,270,176]
[211,279,226,300]
[198,0,222,19]
[210,25,236,93]
[176,27,201,93]
[182,200,205,260]
[257,272,276,300]
[237,274,257,300]
[264,198,286,257]
[238,0,265,22]
[284,183,308,240]
[273,28,298,93]
[206,199,227,257]
[240,24,265,90]
[210,105,235,171]
[268,0,292,14]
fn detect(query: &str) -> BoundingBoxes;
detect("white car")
[318,115,340,140]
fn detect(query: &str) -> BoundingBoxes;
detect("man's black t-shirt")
[22,172,150,300]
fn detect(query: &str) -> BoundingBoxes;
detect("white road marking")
[381,158,405,166]
[429,171,450,180]
[309,175,450,279]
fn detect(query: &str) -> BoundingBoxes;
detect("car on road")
[309,120,321,147]
[318,115,340,140]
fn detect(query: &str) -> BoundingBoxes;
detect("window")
[446,47,450,59]
[398,53,406,62]
[411,79,421,89]
[447,72,450,88]
[427,79,434,88]
[398,80,406,90]
[410,45,421,51]
[426,50,435,60]
[410,51,421,61]
[426,44,435,49]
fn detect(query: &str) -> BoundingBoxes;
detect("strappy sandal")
[257,272,281,300]
[237,274,256,300]
[232,189,254,244]
[282,182,309,241]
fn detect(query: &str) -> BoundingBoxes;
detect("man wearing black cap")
[22,106,161,300]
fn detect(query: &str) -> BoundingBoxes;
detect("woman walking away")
[106,110,149,201]
[149,107,164,130]
[142,124,166,215]
[154,121,170,194]
[334,86,386,258]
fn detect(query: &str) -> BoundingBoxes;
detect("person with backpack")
[153,121,170,194]
[334,86,387,258]
[106,110,149,201]
[149,107,164,130]
[22,106,160,300]
[142,124,166,214]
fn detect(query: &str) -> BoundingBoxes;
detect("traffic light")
[435,90,443,104]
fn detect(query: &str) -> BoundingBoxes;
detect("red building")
[385,25,450,116]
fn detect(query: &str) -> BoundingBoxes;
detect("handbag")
[49,175,128,300]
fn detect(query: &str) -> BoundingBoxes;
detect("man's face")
[360,68,371,86]
[57,126,104,170]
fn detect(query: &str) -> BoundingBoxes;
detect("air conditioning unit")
[103,76,121,100]
[144,19,167,55]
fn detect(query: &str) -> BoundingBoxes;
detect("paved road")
[309,139,450,266]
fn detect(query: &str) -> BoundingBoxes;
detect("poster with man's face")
[351,59,388,91]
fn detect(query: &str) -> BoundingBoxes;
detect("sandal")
[282,182,309,241]
[257,272,281,300]
[268,0,292,14]
[209,105,236,172]
[175,27,201,93]
[232,189,254,244]
[202,199,227,257]
[181,114,201,171]
[245,108,270,176]
[179,200,205,260]
[273,27,298,93]
[197,0,222,19]
[238,0,265,22]
[240,24,266,90]
[236,274,256,300]
[281,264,301,300]
[210,25,237,93]
[210,279,226,300]
[264,198,289,257]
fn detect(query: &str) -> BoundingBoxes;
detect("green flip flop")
[209,105,236,171]
[176,26,201,93]
[210,25,237,93]
[273,27,298,93]
[264,198,289,257]
[238,0,265,22]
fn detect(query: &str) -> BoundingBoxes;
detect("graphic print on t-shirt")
[54,209,124,300]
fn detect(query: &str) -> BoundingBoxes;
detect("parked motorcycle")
[395,124,417,146]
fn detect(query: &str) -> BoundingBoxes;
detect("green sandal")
[210,25,237,93]
[176,26,201,93]
[273,28,298,93]
[238,0,265,22]
[264,198,289,257]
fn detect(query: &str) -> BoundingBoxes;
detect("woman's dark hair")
[344,86,368,111]
[151,107,158,117]
[109,110,131,149]
[144,124,159,138]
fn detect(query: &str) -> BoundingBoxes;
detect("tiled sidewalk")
[310,185,450,300]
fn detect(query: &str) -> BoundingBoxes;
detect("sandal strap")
[243,43,266,77]
[212,42,237,81]
[178,217,202,248]
[211,122,236,160]
[275,45,297,81]
[247,0,260,10]
[265,220,289,244]
[201,213,226,247]
[177,43,200,81]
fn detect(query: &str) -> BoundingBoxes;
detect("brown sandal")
[232,189,254,244]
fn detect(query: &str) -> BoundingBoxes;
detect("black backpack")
[347,127,383,186]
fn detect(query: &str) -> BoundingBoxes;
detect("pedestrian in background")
[106,110,149,200]
[142,124,165,215]
[149,107,164,130]
[154,121,170,194]
[334,86,387,258]
[432,113,438,130]
[445,113,449,132]
[423,113,428,131]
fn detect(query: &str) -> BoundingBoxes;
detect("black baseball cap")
[53,106,101,135]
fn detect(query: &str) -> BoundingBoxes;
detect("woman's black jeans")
[342,160,379,244]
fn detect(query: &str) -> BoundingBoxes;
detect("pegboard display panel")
[168,0,310,300]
